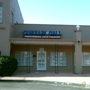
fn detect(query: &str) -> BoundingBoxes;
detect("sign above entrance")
[23,30,62,39]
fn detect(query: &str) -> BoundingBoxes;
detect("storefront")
[1,0,90,74]
[10,24,90,74]
[10,43,74,74]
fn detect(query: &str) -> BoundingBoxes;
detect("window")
[82,52,90,66]
[15,51,33,66]
[0,4,2,22]
[11,12,14,23]
[50,52,67,66]
[74,52,90,66]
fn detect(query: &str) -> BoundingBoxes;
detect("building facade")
[0,0,90,74]
[0,0,23,56]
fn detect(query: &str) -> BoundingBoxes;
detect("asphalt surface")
[0,82,87,90]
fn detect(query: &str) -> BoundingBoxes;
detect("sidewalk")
[0,72,90,88]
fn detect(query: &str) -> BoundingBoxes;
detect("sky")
[18,0,90,25]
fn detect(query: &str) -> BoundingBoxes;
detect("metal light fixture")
[76,25,80,30]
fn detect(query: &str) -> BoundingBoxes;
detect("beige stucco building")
[0,0,90,74]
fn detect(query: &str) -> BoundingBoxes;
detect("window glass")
[0,5,2,22]
[74,52,90,66]
[50,52,67,66]
[82,52,90,66]
[0,7,2,12]
[11,12,14,23]
[15,51,33,66]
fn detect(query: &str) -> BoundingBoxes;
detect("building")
[0,0,23,56]
[0,0,90,74]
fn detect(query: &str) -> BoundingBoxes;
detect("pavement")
[0,82,83,90]
[0,71,90,89]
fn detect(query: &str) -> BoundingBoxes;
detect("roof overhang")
[10,38,75,45]
[82,40,90,45]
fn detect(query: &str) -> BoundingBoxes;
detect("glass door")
[37,51,46,70]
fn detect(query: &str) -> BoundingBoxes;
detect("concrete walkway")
[0,72,90,88]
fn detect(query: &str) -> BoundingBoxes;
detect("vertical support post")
[29,44,31,73]
[19,51,20,67]
[0,50,1,56]
[55,44,58,74]
[72,46,75,73]
[10,44,12,56]
[27,44,30,73]
[27,44,28,73]
[74,30,82,74]
[27,44,29,73]
[10,44,13,57]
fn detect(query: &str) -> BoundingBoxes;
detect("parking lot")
[0,82,87,90]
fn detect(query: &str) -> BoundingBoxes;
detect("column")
[74,30,82,74]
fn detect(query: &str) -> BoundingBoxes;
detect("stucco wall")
[10,0,24,38]
[81,26,90,40]
[10,0,24,23]
[12,24,90,40]
[12,45,74,72]
[13,24,76,39]
[0,0,24,55]
[0,0,11,55]
[82,46,90,72]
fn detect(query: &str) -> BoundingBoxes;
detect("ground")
[0,82,88,90]
[0,72,90,90]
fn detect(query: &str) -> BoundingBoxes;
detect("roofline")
[14,23,76,26]
[14,23,90,27]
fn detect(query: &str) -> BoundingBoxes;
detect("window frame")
[0,4,2,23]
[74,52,90,66]
[15,51,33,66]
[50,52,67,66]
[82,52,90,66]
[11,11,14,24]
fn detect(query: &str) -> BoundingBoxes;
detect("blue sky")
[18,0,90,25]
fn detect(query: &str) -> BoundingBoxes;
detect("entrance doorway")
[37,51,46,70]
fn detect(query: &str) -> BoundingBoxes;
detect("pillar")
[74,30,82,74]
